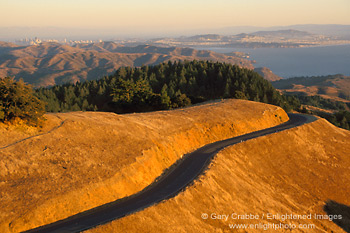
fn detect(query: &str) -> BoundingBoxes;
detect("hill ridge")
[0,42,253,87]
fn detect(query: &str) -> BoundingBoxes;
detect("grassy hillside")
[0,99,288,232]
[272,75,350,130]
[88,118,350,233]
[272,74,350,101]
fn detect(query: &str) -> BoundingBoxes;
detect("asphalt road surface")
[23,113,317,233]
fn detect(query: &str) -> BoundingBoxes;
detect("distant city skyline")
[1,0,350,37]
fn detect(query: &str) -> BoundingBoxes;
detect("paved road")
[23,113,317,233]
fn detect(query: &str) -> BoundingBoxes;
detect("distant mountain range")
[213,24,350,39]
[0,41,254,87]
[249,29,312,37]
[148,29,350,49]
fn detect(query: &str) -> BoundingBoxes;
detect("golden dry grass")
[274,75,350,103]
[0,99,288,233]
[88,118,350,233]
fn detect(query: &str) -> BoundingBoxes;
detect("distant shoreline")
[192,45,350,78]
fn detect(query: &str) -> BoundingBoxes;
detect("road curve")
[23,113,317,233]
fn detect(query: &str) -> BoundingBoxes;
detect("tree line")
[35,60,300,113]
[295,95,349,111]
[293,94,350,130]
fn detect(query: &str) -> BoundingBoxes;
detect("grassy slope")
[0,99,288,232]
[88,118,350,233]
[272,75,350,103]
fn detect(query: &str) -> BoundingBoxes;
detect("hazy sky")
[1,0,349,34]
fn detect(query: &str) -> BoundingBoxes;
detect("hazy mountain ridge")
[75,43,217,57]
[148,29,349,48]
[214,24,350,39]
[0,42,253,87]
[250,29,313,38]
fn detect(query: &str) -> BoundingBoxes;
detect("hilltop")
[1,99,349,232]
[0,42,253,87]
[89,115,350,233]
[0,99,288,232]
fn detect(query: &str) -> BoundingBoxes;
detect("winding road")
[23,113,317,233]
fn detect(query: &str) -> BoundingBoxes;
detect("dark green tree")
[0,77,45,125]
[160,84,171,109]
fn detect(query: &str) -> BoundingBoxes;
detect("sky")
[1,0,350,37]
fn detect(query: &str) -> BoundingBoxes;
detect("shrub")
[0,77,46,125]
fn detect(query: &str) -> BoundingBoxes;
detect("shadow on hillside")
[323,200,350,232]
